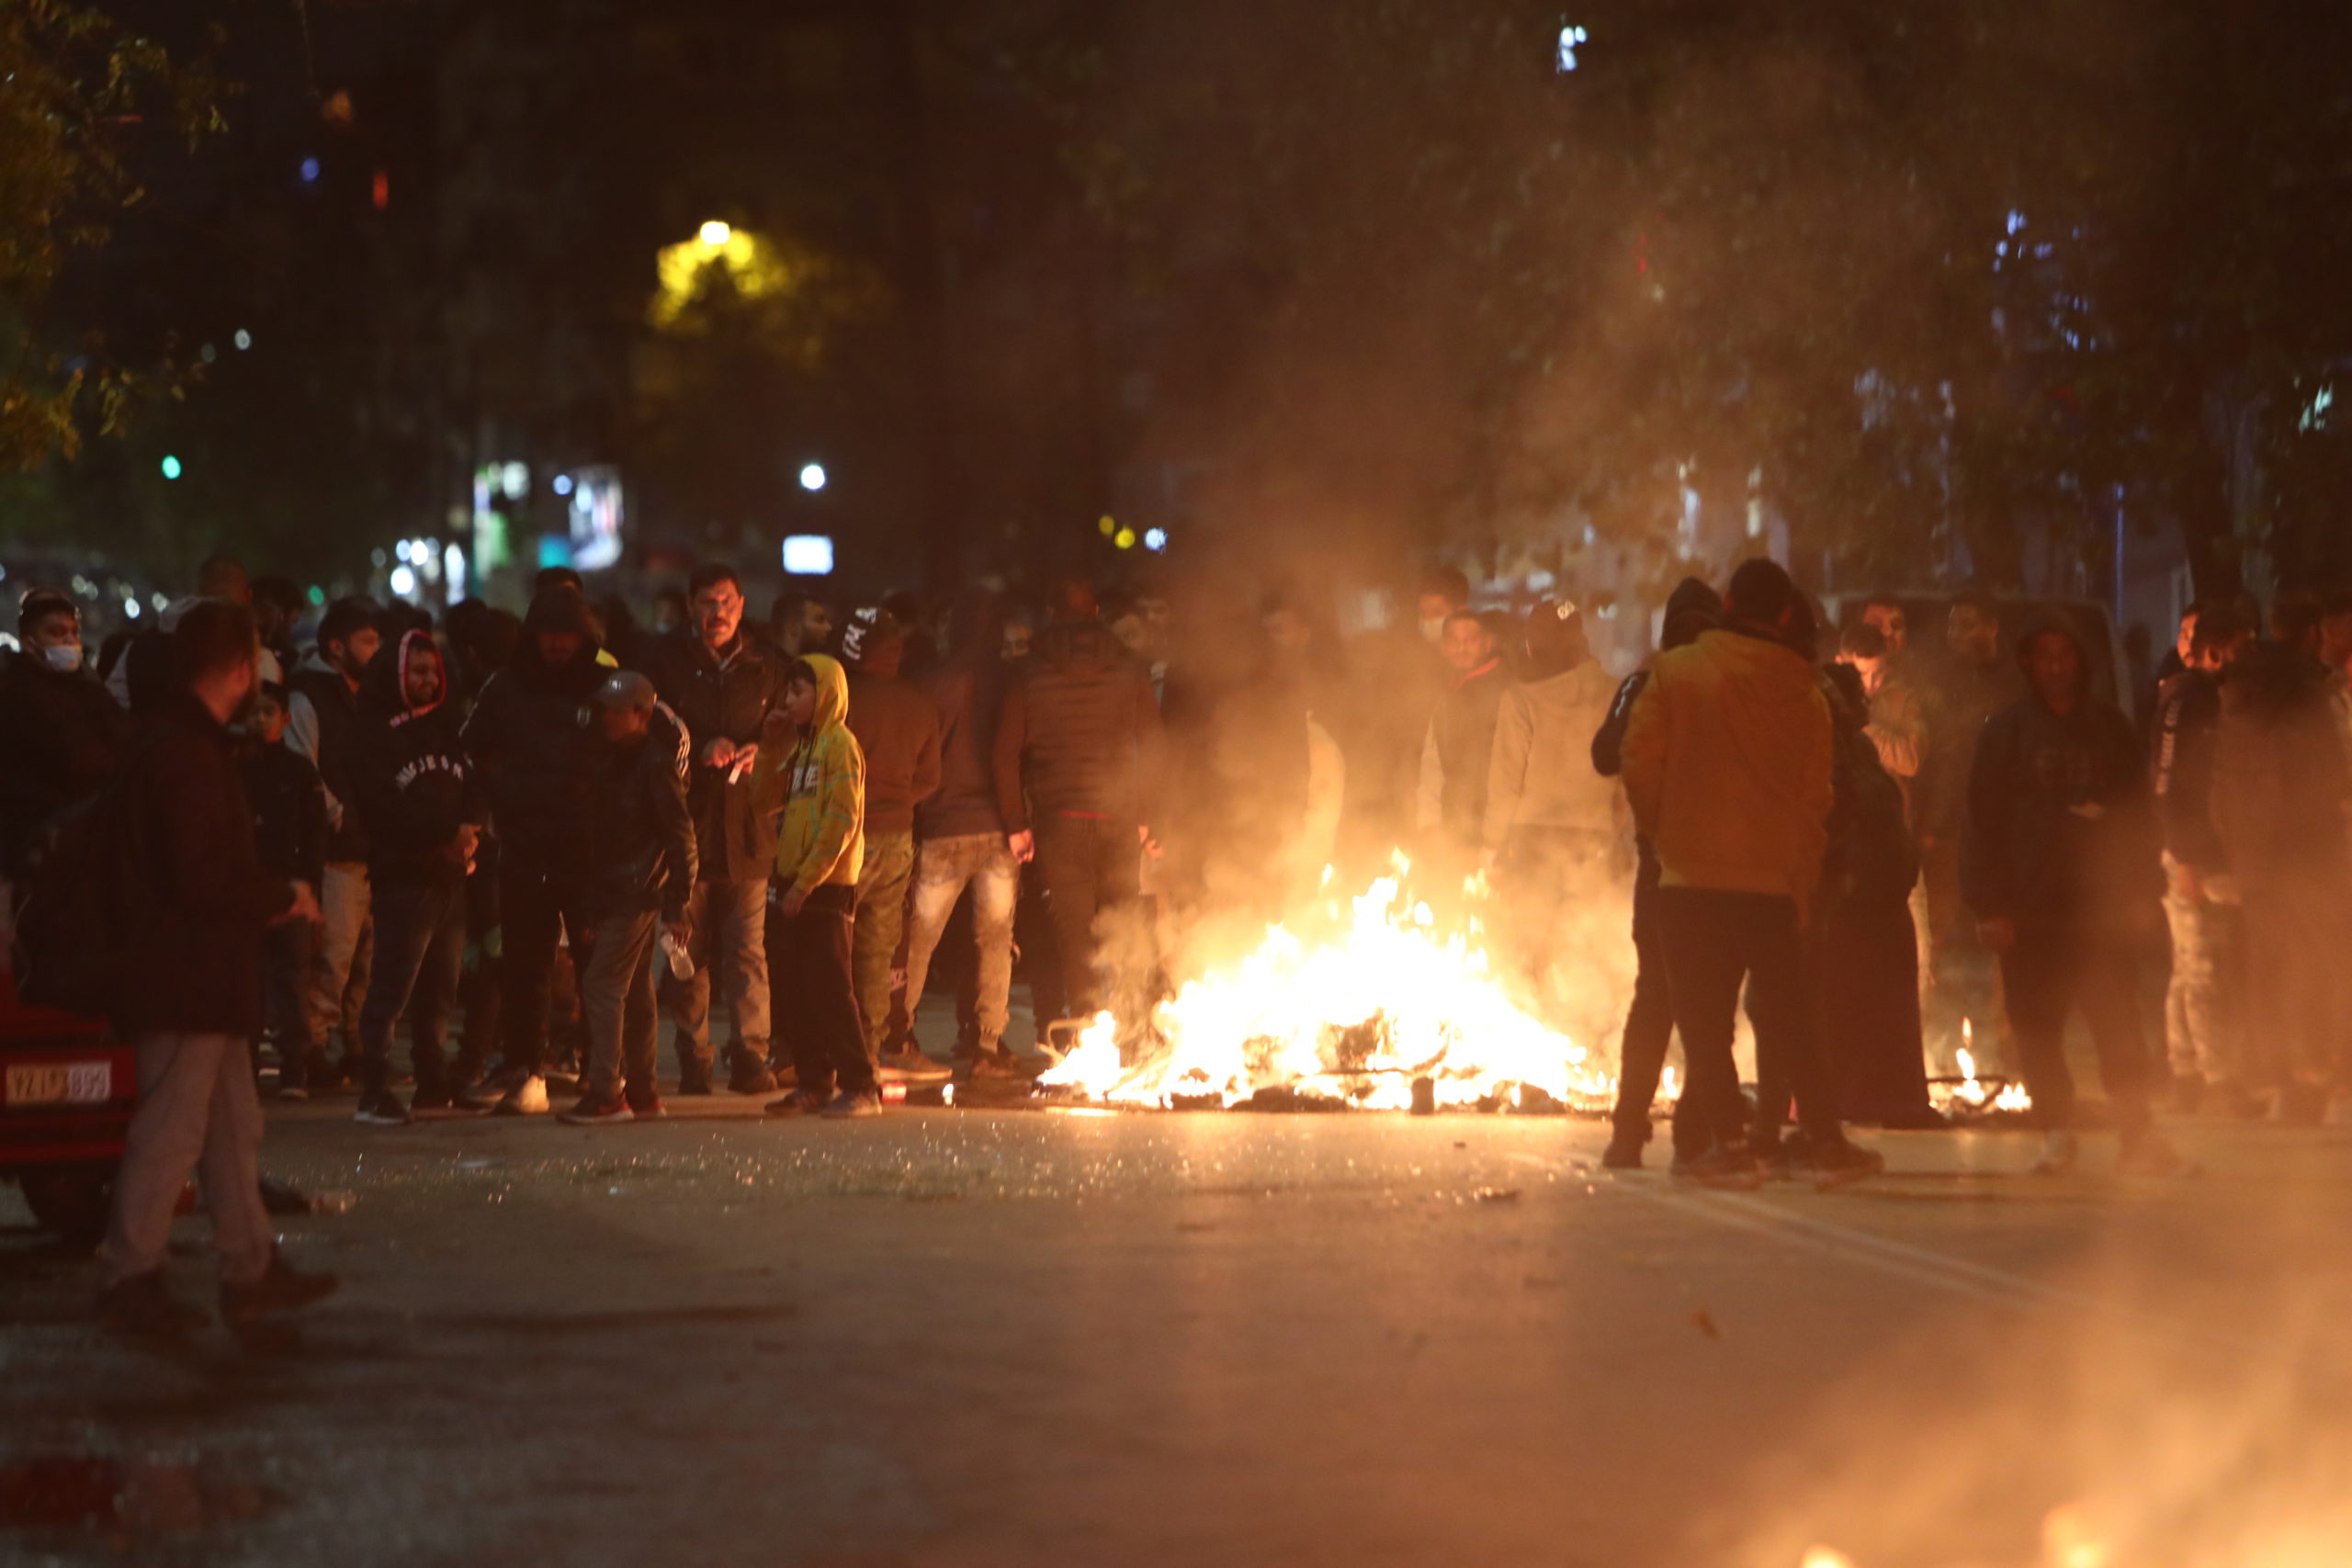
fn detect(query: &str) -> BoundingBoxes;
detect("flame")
[1038,858,1611,1111]
[1935,1017,2032,1115]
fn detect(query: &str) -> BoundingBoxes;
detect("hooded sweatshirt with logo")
[1619,625,1834,903]
[356,628,487,889]
[755,653,865,897]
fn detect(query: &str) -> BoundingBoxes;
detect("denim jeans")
[661,876,770,1076]
[305,860,372,1056]
[356,880,467,1094]
[852,830,917,1057]
[901,833,1020,1049]
[583,908,662,1102]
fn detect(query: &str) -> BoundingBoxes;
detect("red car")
[0,969,136,1249]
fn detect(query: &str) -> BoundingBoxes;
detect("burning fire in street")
[1038,854,1616,1111]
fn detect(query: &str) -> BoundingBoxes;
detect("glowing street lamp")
[160,455,183,480]
[699,220,732,248]
[799,462,828,493]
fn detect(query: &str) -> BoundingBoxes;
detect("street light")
[799,462,828,492]
[160,456,182,480]
[699,220,732,247]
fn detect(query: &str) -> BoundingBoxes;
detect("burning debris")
[1037,855,1618,1111]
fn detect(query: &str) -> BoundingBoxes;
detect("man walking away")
[639,563,783,1096]
[237,682,329,1099]
[839,606,944,1077]
[1592,578,1729,1168]
[992,589,1162,1024]
[463,584,609,1115]
[96,600,335,1337]
[2150,606,2256,1115]
[902,590,1023,1077]
[1620,559,1881,1184]
[560,673,697,1124]
[757,656,881,1119]
[1964,617,2191,1175]
[286,596,382,1088]
[350,631,492,1125]
[2211,595,2352,1124]
[1416,610,1510,862]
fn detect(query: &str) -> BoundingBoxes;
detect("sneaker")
[354,1089,413,1127]
[277,1079,311,1103]
[821,1088,886,1120]
[727,1055,778,1096]
[1600,1130,1646,1170]
[677,1062,715,1097]
[492,1074,551,1117]
[878,1048,953,1083]
[627,1091,666,1120]
[96,1270,206,1339]
[2116,1129,2201,1179]
[1748,1135,1794,1182]
[967,1047,1022,1081]
[1801,1138,1886,1187]
[558,1090,634,1126]
[220,1253,341,1325]
[765,1087,831,1116]
[2028,1129,2080,1177]
[1670,1145,1763,1190]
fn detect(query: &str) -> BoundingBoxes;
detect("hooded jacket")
[992,622,1162,831]
[1484,657,1620,849]
[287,647,371,863]
[1962,619,2159,931]
[2210,643,2352,886]
[356,629,487,888]
[584,708,698,921]
[461,586,607,866]
[755,654,865,896]
[636,626,786,883]
[1619,625,1834,902]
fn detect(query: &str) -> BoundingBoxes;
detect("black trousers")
[1033,816,1139,1019]
[1999,927,2151,1132]
[500,859,598,1075]
[1812,893,1933,1122]
[766,883,875,1099]
[356,880,467,1094]
[1657,886,1841,1150]
[1610,874,1745,1155]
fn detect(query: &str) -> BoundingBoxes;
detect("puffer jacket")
[992,622,1162,831]
[357,629,487,888]
[461,586,606,867]
[1619,625,1834,902]
[583,712,698,921]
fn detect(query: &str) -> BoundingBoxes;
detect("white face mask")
[40,642,84,673]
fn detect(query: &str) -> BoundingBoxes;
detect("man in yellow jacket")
[753,654,882,1118]
[1621,558,1881,1184]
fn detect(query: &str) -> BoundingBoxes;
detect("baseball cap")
[593,670,658,714]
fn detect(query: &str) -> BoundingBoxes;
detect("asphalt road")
[5,1098,2350,1568]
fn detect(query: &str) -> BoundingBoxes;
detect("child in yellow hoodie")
[753,655,879,1116]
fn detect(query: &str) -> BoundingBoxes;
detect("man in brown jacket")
[839,607,943,1075]
[97,600,339,1337]
[1621,559,1881,1184]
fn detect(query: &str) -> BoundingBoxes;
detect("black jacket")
[288,654,371,863]
[1822,674,1919,908]
[1962,625,2159,933]
[584,726,697,922]
[238,739,328,889]
[461,588,607,868]
[357,630,488,888]
[2149,667,2226,874]
[111,693,298,1037]
[635,628,785,883]
[0,650,126,880]
[993,623,1163,830]
[2211,645,2352,886]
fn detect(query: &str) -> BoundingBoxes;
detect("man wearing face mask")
[0,591,127,929]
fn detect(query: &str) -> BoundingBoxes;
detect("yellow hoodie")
[1619,627,1832,902]
[754,653,865,895]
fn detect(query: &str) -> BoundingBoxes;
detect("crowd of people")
[6,543,2351,1331]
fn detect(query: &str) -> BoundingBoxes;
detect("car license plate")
[5,1061,112,1107]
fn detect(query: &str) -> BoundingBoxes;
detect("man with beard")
[286,596,383,1089]
[463,584,609,1115]
[637,564,786,1096]
[350,630,491,1125]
